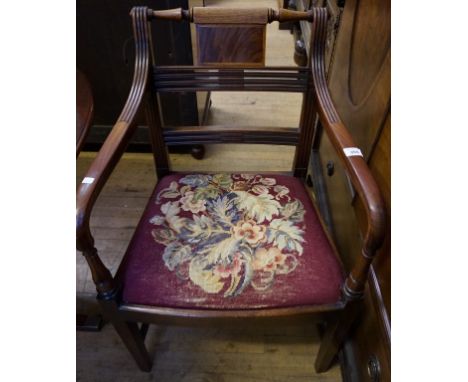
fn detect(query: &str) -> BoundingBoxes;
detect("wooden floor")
[77,0,342,379]
[77,319,340,382]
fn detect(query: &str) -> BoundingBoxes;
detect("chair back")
[127,6,324,179]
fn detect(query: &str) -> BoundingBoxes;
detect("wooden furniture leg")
[315,300,361,372]
[99,297,153,372]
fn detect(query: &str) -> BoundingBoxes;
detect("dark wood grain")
[163,125,299,145]
[150,7,186,21]
[77,0,200,153]
[76,5,387,375]
[341,287,391,381]
[269,8,314,23]
[293,87,316,179]
[315,299,361,373]
[99,297,152,371]
[145,45,170,179]
[196,25,266,66]
[192,7,269,24]
[76,69,94,156]
[153,67,309,92]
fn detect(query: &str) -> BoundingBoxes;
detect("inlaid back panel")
[196,25,266,66]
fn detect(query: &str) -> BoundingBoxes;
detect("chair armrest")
[311,8,386,300]
[76,121,138,250]
[76,7,150,253]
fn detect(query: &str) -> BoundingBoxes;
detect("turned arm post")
[310,8,386,301]
[76,7,151,299]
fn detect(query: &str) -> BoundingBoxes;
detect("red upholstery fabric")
[120,174,344,310]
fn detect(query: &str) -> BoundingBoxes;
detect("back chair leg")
[111,320,152,372]
[315,301,360,373]
[99,298,153,372]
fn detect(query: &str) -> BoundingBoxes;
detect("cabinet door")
[317,0,390,271]
[344,285,391,382]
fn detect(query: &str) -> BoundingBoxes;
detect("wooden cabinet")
[343,285,391,381]
[344,114,391,381]
[77,0,199,148]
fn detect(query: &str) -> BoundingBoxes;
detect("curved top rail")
[147,7,314,24]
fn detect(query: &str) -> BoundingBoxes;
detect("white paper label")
[343,147,363,157]
[82,177,95,184]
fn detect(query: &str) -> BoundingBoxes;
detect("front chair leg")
[315,301,361,373]
[99,298,152,372]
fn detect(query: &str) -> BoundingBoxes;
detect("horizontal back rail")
[153,66,309,93]
[156,66,309,71]
[154,71,305,79]
[163,125,299,145]
[139,6,317,169]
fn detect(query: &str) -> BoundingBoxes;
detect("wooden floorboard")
[77,319,341,382]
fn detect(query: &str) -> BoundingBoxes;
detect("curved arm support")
[310,8,386,301]
[76,7,151,297]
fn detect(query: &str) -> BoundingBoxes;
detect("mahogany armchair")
[76,6,385,373]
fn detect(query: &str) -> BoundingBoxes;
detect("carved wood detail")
[196,25,266,67]
[76,69,94,156]
[153,66,309,92]
[76,7,151,297]
[163,125,299,146]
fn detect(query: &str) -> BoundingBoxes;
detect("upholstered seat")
[120,174,344,310]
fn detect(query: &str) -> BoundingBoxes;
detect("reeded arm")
[310,8,386,300]
[76,7,151,297]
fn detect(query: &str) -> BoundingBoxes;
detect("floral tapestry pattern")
[149,174,307,297]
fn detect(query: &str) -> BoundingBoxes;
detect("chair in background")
[76,6,385,373]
